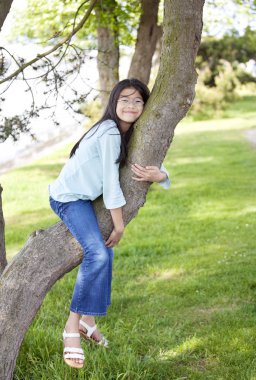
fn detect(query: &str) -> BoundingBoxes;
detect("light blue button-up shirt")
[49,119,170,209]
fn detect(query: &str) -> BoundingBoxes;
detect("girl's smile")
[116,88,144,133]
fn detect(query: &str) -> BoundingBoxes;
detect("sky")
[203,0,256,37]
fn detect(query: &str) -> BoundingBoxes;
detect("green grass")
[1,96,256,379]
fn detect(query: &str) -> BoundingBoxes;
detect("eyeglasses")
[117,98,144,108]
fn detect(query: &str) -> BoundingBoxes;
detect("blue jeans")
[49,197,113,316]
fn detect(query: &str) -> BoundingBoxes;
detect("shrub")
[189,60,240,120]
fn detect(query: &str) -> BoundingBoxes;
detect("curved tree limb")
[0,0,98,85]
[0,1,205,378]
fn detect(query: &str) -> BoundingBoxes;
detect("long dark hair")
[69,78,150,165]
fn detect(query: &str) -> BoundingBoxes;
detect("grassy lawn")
[1,96,256,379]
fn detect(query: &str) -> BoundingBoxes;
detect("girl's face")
[116,87,144,133]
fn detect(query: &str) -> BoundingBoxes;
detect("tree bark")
[0,184,7,275]
[128,0,160,84]
[96,0,119,109]
[0,1,205,378]
[0,0,14,32]
[152,25,163,70]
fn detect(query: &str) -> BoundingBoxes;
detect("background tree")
[198,27,256,86]
[189,24,256,119]
[128,0,161,84]
[96,0,161,105]
[0,0,205,378]
[95,0,120,107]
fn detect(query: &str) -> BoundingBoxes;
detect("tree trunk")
[152,25,163,70]
[128,0,160,84]
[0,184,7,275]
[96,0,119,109]
[0,1,205,378]
[0,0,14,31]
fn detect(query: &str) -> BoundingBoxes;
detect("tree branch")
[0,184,7,275]
[0,0,98,85]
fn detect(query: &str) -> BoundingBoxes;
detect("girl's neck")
[119,121,132,133]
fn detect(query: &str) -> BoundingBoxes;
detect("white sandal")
[63,330,85,369]
[79,320,109,348]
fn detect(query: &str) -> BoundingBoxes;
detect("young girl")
[49,78,170,369]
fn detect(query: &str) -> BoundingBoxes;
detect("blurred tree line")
[191,26,256,118]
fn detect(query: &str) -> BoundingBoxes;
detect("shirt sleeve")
[97,128,126,209]
[159,163,171,189]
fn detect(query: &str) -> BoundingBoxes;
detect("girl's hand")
[131,164,167,183]
[105,228,124,248]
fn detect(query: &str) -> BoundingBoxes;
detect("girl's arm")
[105,207,125,248]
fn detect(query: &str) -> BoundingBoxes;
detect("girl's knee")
[95,247,109,268]
[83,244,110,269]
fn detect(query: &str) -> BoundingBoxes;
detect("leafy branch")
[0,0,99,142]
[0,0,98,85]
